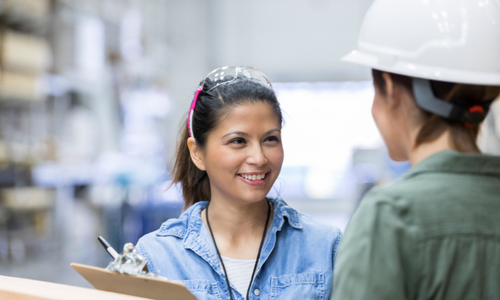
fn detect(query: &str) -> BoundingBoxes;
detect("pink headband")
[188,87,202,137]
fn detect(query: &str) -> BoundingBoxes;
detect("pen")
[98,236,119,259]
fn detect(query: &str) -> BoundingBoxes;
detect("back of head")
[372,69,500,152]
[343,0,500,152]
[171,75,282,209]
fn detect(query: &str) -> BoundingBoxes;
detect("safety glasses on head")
[188,66,273,138]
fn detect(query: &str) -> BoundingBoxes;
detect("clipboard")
[71,263,197,300]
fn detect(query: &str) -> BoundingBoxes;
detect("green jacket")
[332,150,500,300]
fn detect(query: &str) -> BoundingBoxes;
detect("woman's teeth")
[241,174,266,181]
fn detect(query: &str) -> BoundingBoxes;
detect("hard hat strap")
[412,78,491,125]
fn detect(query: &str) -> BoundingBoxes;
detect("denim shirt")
[137,197,342,300]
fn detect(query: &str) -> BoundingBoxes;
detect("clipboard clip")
[106,243,159,277]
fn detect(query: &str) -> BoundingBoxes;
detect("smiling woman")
[136,67,342,300]
[188,101,283,208]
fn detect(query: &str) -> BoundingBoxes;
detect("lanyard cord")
[206,200,271,300]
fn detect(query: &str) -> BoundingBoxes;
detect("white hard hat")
[342,0,500,85]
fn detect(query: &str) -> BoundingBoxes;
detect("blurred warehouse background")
[0,0,499,288]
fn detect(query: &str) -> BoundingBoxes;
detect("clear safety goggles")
[188,66,273,137]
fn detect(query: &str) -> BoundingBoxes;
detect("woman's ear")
[382,72,406,110]
[382,72,394,97]
[187,137,206,171]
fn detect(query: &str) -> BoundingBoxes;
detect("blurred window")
[270,81,384,200]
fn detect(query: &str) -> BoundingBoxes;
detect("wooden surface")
[0,275,152,300]
[71,263,197,300]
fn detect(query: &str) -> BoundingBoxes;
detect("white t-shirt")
[221,256,256,297]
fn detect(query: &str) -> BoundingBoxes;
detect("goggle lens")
[188,66,273,137]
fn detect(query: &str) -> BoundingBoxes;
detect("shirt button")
[254,289,260,296]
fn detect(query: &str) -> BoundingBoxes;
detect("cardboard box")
[1,31,51,74]
[0,187,55,210]
[0,275,154,300]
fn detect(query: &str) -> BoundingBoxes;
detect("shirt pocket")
[270,272,325,300]
[182,279,222,300]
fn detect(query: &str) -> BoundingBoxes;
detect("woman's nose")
[247,145,268,166]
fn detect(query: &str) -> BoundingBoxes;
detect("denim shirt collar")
[155,197,302,240]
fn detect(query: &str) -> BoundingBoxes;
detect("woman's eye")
[264,136,280,143]
[229,138,246,145]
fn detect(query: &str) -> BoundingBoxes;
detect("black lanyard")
[206,200,271,300]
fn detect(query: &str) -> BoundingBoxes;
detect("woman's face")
[199,102,283,204]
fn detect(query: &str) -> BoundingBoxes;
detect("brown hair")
[372,69,500,152]
[170,77,282,210]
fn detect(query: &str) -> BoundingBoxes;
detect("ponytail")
[415,84,500,152]
[170,120,211,210]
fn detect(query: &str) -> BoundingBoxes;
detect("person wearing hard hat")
[332,1,500,299]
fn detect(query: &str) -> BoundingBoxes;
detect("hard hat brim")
[342,50,500,86]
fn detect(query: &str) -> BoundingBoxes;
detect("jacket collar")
[401,149,500,181]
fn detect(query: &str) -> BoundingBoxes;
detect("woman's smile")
[237,172,270,186]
